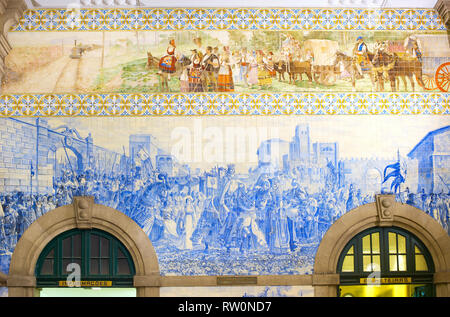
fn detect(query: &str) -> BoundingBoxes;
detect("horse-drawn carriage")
[303,39,340,86]
[412,34,450,92]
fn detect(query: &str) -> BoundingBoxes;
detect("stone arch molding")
[7,196,160,297]
[314,194,450,297]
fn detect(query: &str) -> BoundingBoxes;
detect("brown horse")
[372,51,425,92]
[333,51,376,91]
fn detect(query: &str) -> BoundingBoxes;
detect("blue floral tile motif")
[10,8,447,32]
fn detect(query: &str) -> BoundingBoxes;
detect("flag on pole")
[382,153,405,194]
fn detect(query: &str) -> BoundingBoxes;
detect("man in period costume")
[353,36,370,77]
[201,46,220,92]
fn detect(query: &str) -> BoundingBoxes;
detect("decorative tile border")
[10,8,446,32]
[1,92,448,116]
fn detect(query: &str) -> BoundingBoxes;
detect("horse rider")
[159,39,177,75]
[404,35,423,63]
[353,36,370,77]
[158,39,177,91]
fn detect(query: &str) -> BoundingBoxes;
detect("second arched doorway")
[337,226,435,297]
[313,194,450,297]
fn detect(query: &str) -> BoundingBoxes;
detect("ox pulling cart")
[303,39,340,86]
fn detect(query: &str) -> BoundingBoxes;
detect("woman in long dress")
[247,51,259,86]
[257,50,272,89]
[188,55,204,92]
[217,53,234,92]
[182,196,195,250]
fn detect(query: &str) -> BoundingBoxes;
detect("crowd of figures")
[1,164,449,257]
[154,33,426,92]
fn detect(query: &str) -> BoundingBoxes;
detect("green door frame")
[35,228,136,288]
[337,226,435,296]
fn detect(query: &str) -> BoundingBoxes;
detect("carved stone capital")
[375,194,396,226]
[73,196,95,229]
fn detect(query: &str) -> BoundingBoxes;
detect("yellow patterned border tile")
[1,92,448,116]
[11,8,447,32]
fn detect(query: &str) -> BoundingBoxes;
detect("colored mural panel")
[0,116,448,276]
[2,29,449,94]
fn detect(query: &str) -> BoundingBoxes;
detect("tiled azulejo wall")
[0,93,448,116]
[11,8,446,32]
[0,7,448,282]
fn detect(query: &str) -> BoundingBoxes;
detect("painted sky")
[48,116,450,173]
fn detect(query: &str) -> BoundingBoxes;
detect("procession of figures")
[0,157,449,274]
[151,33,439,92]
[4,30,447,94]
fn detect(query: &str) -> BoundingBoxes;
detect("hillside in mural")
[0,116,448,276]
[2,29,449,94]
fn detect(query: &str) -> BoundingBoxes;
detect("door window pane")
[118,259,131,275]
[342,255,354,272]
[398,235,406,254]
[415,246,428,271]
[371,233,380,254]
[415,254,428,271]
[90,259,99,274]
[63,237,72,257]
[389,255,398,271]
[372,255,380,271]
[398,255,407,271]
[347,246,354,255]
[388,232,397,253]
[101,259,110,275]
[73,234,81,258]
[63,259,73,273]
[117,248,126,258]
[363,255,372,272]
[362,235,371,254]
[41,259,53,275]
[91,235,99,257]
[100,238,110,257]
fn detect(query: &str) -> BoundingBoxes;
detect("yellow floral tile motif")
[0,93,448,116]
[11,8,446,32]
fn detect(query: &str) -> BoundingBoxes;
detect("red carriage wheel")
[435,62,450,92]
[422,74,437,90]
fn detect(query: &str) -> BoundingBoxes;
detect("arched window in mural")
[337,227,434,297]
[35,229,135,288]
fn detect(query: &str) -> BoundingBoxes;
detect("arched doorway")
[313,194,450,297]
[7,197,161,297]
[337,226,434,297]
[35,228,136,297]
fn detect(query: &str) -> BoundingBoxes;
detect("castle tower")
[289,124,311,164]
